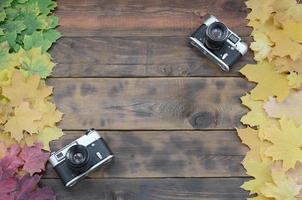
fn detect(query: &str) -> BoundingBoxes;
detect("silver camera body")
[189,15,248,71]
[49,129,114,187]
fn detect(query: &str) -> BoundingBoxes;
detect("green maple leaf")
[15,0,41,15]
[17,13,45,35]
[36,0,57,15]
[23,29,60,52]
[0,0,13,8]
[19,47,55,78]
[1,20,26,33]
[38,15,59,29]
[0,8,6,22]
[0,42,20,70]
[0,20,26,51]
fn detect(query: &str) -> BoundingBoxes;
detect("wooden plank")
[55,0,251,37]
[51,36,254,77]
[44,130,247,178]
[48,77,252,130]
[42,178,249,200]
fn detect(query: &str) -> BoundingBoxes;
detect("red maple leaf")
[19,143,50,175]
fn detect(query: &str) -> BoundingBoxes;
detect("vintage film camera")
[49,129,114,187]
[189,15,247,71]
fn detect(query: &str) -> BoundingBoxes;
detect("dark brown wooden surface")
[48,0,252,199]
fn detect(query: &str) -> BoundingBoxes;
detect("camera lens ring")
[205,22,229,49]
[66,145,90,170]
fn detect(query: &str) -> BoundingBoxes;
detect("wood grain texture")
[48,77,252,130]
[44,130,247,178]
[42,178,249,200]
[55,0,250,37]
[51,36,254,77]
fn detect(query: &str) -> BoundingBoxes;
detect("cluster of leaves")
[0,0,61,53]
[0,142,55,199]
[238,0,302,199]
[0,71,64,150]
[0,0,62,199]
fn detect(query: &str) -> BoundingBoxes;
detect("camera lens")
[205,22,228,49]
[66,145,90,172]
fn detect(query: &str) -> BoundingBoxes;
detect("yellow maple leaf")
[287,72,302,89]
[246,0,275,24]
[251,31,273,61]
[261,169,302,200]
[0,132,17,145]
[248,196,273,200]
[0,68,14,87]
[264,118,302,170]
[282,20,302,43]
[37,127,64,151]
[33,100,63,130]
[264,92,302,127]
[2,71,52,106]
[240,61,290,102]
[273,56,302,74]
[4,102,42,142]
[251,17,275,36]
[0,102,12,125]
[271,0,297,12]
[237,127,270,162]
[240,94,278,140]
[268,30,302,60]
[241,159,273,195]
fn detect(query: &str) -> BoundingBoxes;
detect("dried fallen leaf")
[287,72,302,89]
[250,31,273,61]
[2,71,52,106]
[4,102,42,142]
[240,61,290,102]
[265,118,302,171]
[237,127,270,162]
[19,143,49,175]
[37,126,64,151]
[261,168,302,200]
[264,91,302,126]
[242,159,273,195]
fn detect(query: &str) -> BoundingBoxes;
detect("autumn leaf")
[250,31,273,61]
[18,47,56,79]
[0,42,20,71]
[0,68,14,87]
[264,91,302,126]
[15,174,55,200]
[261,168,302,200]
[19,143,49,175]
[241,159,273,195]
[287,72,302,89]
[237,127,270,162]
[2,71,52,106]
[4,102,42,142]
[264,118,302,171]
[273,56,302,74]
[240,94,278,140]
[264,90,302,125]
[240,61,290,102]
[23,30,61,53]
[37,127,64,151]
[245,0,275,24]
[33,99,63,130]
[268,29,302,61]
